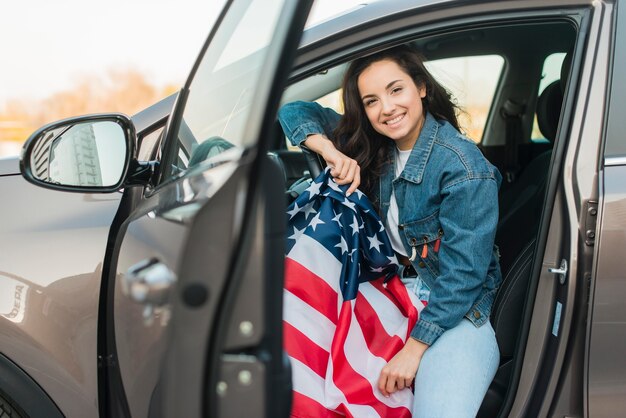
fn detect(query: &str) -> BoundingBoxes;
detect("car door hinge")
[98,354,117,368]
[584,200,598,246]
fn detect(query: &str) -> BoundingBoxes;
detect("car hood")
[0,156,20,175]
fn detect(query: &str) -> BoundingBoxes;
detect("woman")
[278,45,502,417]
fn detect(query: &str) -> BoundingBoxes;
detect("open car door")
[107,1,313,416]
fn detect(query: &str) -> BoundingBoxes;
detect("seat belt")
[501,99,525,183]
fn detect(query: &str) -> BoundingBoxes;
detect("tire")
[0,390,27,418]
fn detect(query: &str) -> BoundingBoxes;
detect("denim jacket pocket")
[401,211,443,286]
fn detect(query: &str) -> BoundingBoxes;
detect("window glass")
[425,55,504,142]
[296,55,504,145]
[531,52,567,141]
[137,126,164,161]
[163,0,286,180]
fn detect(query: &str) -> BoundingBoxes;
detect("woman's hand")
[303,134,360,196]
[378,338,429,397]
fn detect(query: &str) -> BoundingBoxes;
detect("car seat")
[478,239,536,417]
[495,52,570,274]
[480,52,572,416]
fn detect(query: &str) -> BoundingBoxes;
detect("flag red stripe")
[354,292,408,362]
[290,392,346,418]
[370,277,421,336]
[285,258,338,324]
[331,301,413,418]
[369,277,408,314]
[283,321,329,379]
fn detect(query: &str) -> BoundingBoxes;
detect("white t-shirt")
[386,147,412,256]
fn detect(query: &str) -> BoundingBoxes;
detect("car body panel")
[588,165,626,417]
[0,157,19,176]
[0,174,119,417]
[587,0,626,413]
[0,98,172,417]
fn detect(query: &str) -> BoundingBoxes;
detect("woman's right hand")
[303,134,361,196]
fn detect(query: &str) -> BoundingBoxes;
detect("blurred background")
[0,0,369,158]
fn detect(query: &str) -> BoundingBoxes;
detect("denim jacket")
[278,101,502,346]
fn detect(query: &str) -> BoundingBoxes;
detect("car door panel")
[123,0,312,416]
[112,157,243,417]
[113,212,187,418]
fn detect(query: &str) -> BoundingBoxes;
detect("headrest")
[536,51,573,141]
[535,80,563,141]
[560,51,572,92]
[189,137,234,168]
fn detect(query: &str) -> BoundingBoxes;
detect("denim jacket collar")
[378,112,439,220]
[398,112,439,185]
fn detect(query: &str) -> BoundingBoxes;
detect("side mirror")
[20,114,136,193]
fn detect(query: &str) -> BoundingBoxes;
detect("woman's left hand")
[378,338,429,397]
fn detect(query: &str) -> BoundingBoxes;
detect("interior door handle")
[548,259,568,285]
[122,258,177,323]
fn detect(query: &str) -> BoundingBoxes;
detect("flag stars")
[288,226,306,241]
[350,216,360,235]
[287,202,301,219]
[350,248,358,261]
[327,178,343,193]
[302,203,317,219]
[309,212,325,231]
[341,197,356,211]
[331,211,343,228]
[306,180,322,197]
[367,234,383,252]
[335,236,349,254]
[354,189,364,200]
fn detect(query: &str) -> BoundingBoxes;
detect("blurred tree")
[0,69,176,149]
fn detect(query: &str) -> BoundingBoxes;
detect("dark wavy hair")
[333,45,460,200]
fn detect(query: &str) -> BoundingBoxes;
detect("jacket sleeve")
[278,101,342,146]
[410,175,500,346]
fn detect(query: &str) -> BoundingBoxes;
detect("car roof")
[300,0,452,48]
[302,0,451,43]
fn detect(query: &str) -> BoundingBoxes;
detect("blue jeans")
[401,273,499,417]
[413,318,499,417]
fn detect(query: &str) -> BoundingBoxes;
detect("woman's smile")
[384,113,406,126]
[358,59,427,150]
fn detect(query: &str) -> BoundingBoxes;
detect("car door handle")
[548,259,568,285]
[122,257,177,306]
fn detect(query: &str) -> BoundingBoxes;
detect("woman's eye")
[391,87,403,94]
[364,98,377,107]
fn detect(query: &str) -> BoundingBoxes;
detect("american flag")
[283,169,425,418]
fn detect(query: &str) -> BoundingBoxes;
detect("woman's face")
[357,59,427,150]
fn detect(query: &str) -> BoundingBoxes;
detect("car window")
[531,52,567,142]
[137,126,164,162]
[287,55,504,147]
[161,0,286,181]
[425,55,504,142]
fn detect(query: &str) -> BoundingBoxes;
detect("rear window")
[305,55,505,144]
[425,55,504,142]
[531,52,567,142]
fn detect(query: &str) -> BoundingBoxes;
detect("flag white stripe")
[284,290,334,351]
[290,356,340,410]
[358,282,415,338]
[288,234,342,292]
[342,299,415,409]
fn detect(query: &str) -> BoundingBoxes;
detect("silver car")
[1,0,625,417]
